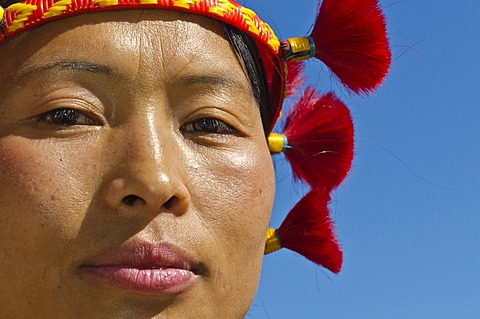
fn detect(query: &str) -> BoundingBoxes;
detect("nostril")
[163,197,176,209]
[121,195,181,211]
[122,194,142,206]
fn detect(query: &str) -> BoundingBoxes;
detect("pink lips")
[81,242,200,295]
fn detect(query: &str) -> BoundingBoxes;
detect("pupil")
[199,118,219,133]
[53,109,79,125]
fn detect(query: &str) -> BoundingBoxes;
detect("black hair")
[224,25,273,136]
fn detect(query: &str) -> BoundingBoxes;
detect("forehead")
[0,10,249,87]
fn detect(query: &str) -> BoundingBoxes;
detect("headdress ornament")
[1,0,391,275]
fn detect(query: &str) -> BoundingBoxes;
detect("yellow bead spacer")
[173,0,198,9]
[240,7,263,36]
[43,0,72,18]
[264,228,282,255]
[209,0,237,17]
[217,0,238,12]
[268,133,286,154]
[7,22,23,32]
[7,3,38,32]
[93,0,118,7]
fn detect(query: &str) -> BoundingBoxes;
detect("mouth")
[80,241,204,295]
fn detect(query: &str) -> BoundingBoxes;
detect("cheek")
[185,143,275,286]
[0,137,67,242]
[0,136,93,231]
[0,136,98,277]
[0,136,82,310]
[189,146,274,235]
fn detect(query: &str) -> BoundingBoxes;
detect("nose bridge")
[131,106,166,170]
[104,103,188,215]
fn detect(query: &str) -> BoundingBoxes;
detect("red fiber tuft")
[277,186,342,273]
[311,0,391,94]
[283,87,353,191]
[286,61,305,97]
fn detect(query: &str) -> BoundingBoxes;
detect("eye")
[37,108,98,126]
[182,118,238,135]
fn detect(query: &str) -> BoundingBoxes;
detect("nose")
[102,112,190,217]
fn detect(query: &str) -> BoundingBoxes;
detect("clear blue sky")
[245,1,480,318]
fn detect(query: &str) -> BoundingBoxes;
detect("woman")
[0,0,390,317]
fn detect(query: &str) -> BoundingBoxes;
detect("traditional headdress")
[0,0,391,274]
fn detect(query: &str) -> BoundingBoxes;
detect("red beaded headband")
[0,0,392,274]
[0,0,280,52]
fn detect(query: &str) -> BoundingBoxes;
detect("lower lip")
[83,266,196,294]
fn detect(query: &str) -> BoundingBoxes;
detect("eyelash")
[37,108,97,126]
[182,118,238,135]
[36,109,237,136]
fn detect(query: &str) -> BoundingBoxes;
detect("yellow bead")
[264,228,282,255]
[285,36,315,61]
[268,133,286,154]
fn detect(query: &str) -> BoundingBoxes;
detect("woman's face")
[0,11,275,318]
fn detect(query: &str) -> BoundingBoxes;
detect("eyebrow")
[173,74,251,93]
[15,61,252,95]
[16,60,115,82]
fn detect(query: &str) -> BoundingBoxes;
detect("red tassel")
[277,186,342,273]
[283,87,353,191]
[286,61,305,97]
[311,0,391,94]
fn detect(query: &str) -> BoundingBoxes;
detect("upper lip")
[81,241,204,274]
